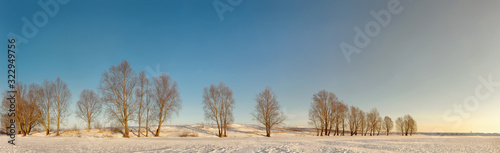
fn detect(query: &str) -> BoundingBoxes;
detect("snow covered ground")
[0,124,499,152]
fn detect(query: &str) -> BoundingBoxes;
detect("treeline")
[1,78,70,136]
[1,60,416,138]
[308,90,417,136]
[1,61,182,137]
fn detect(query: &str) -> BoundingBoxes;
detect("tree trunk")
[324,122,328,136]
[216,120,222,137]
[145,120,149,137]
[28,124,32,135]
[328,123,333,136]
[56,117,60,136]
[156,114,163,137]
[138,114,141,137]
[336,124,339,136]
[267,125,271,137]
[342,125,345,136]
[223,123,227,137]
[46,111,50,135]
[88,121,91,131]
[124,121,130,138]
[17,122,21,134]
[146,110,149,137]
[155,125,161,137]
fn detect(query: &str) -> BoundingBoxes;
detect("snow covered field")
[0,124,499,152]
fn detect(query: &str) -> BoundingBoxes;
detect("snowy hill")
[22,124,317,138]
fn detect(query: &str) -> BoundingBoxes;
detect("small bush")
[94,121,103,130]
[103,132,113,138]
[289,128,305,132]
[0,129,7,134]
[179,130,198,137]
[71,124,82,138]
[111,127,122,134]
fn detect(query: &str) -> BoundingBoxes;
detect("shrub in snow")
[179,130,198,137]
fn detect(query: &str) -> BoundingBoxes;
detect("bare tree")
[1,113,10,130]
[364,114,370,136]
[410,119,417,136]
[341,103,349,136]
[348,106,359,136]
[26,84,43,136]
[395,117,404,136]
[99,60,138,138]
[376,116,382,136]
[354,108,362,136]
[358,110,366,136]
[3,84,24,134]
[54,77,71,136]
[383,116,393,136]
[203,82,235,137]
[76,89,102,131]
[39,80,55,135]
[404,115,410,136]
[308,107,322,136]
[152,73,181,137]
[366,108,380,136]
[6,83,42,136]
[221,86,234,137]
[252,87,286,137]
[135,71,148,137]
[404,114,417,136]
[332,101,347,136]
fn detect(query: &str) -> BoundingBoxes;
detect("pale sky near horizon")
[1,0,499,133]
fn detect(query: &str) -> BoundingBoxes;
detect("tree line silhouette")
[308,90,417,136]
[1,60,417,137]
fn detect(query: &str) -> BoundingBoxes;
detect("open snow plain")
[0,124,499,153]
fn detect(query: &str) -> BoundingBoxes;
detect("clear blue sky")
[2,0,500,133]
